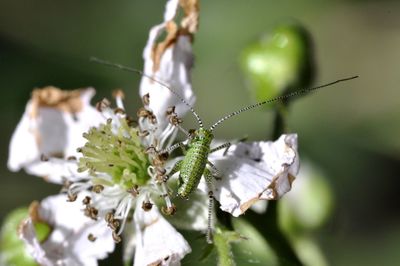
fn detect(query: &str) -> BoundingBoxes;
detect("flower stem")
[213,229,238,266]
[272,101,289,139]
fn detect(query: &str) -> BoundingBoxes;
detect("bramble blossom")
[7,0,299,265]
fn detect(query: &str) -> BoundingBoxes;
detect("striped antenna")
[209,75,359,132]
[90,57,204,128]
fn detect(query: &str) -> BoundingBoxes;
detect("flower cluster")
[6,1,299,265]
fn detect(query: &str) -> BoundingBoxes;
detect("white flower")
[19,194,114,266]
[8,87,103,183]
[204,134,299,217]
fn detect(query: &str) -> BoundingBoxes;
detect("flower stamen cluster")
[137,93,178,215]
[77,119,150,189]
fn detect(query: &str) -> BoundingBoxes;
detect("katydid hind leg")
[210,142,231,155]
[207,160,222,180]
[204,168,215,244]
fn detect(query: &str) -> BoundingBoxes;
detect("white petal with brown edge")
[204,134,299,217]
[133,202,191,266]
[19,193,115,266]
[139,0,197,130]
[8,87,103,183]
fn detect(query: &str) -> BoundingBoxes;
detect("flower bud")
[240,23,315,104]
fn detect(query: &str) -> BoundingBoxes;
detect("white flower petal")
[19,219,53,266]
[8,101,41,172]
[133,203,191,266]
[139,7,195,130]
[164,0,179,21]
[8,87,103,183]
[206,134,299,217]
[19,194,115,266]
[25,158,90,184]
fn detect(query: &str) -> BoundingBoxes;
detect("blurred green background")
[1,0,399,265]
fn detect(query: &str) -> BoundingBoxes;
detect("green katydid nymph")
[91,57,357,243]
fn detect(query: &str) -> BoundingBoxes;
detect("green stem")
[213,230,236,266]
[272,101,289,139]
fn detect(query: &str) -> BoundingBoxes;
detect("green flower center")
[78,118,150,189]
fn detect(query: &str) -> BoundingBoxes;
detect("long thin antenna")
[209,75,359,132]
[90,57,204,128]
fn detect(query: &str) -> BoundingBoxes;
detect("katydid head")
[193,128,214,143]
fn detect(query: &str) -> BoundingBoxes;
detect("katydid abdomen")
[178,128,213,198]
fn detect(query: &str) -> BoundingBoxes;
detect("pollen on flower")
[127,185,140,197]
[92,184,104,193]
[166,106,183,126]
[67,156,77,161]
[112,231,122,243]
[105,211,122,233]
[67,193,78,202]
[162,203,177,216]
[40,154,49,162]
[84,205,99,220]
[114,107,126,115]
[77,118,151,190]
[88,233,97,242]
[95,98,111,112]
[82,196,91,205]
[142,200,153,211]
[137,107,157,124]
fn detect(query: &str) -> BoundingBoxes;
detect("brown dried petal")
[30,86,86,118]
[179,0,200,33]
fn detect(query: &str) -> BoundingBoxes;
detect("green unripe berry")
[240,22,315,104]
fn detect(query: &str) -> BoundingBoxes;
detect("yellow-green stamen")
[78,118,150,189]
